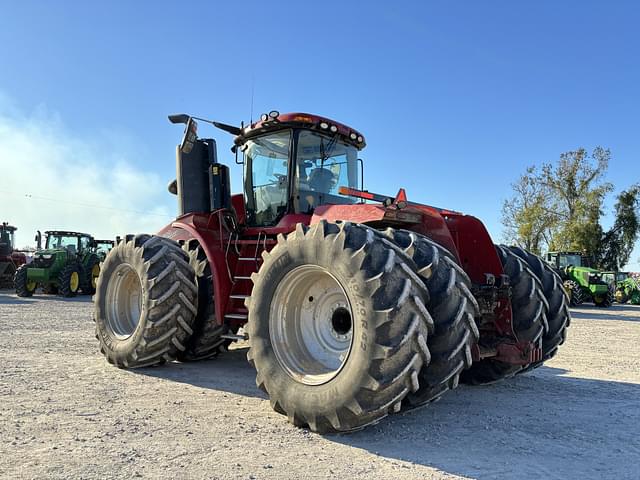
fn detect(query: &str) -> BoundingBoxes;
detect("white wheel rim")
[269,265,353,385]
[105,263,143,339]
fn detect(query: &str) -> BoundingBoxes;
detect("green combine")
[545,251,613,307]
[14,231,102,297]
[602,271,640,305]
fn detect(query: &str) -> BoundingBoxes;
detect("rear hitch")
[472,273,510,317]
[473,341,542,365]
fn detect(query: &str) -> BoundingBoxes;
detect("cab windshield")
[243,129,361,226]
[294,130,359,214]
[46,234,90,253]
[558,254,582,268]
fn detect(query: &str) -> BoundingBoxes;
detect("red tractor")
[94,111,570,433]
[0,223,27,289]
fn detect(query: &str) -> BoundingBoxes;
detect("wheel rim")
[269,265,353,386]
[26,279,36,292]
[91,264,100,288]
[105,263,143,339]
[70,271,79,292]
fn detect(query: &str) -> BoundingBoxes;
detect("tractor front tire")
[246,221,433,433]
[1,262,16,288]
[58,264,81,298]
[615,288,628,304]
[564,280,584,306]
[509,246,570,369]
[460,245,548,385]
[176,239,228,362]
[594,288,614,308]
[382,229,479,408]
[82,256,101,295]
[14,264,36,297]
[94,234,198,368]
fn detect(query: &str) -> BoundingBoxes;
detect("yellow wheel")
[91,263,100,289]
[58,264,80,297]
[15,264,36,297]
[70,271,79,292]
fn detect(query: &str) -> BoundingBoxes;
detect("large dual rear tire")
[246,221,433,433]
[94,235,198,368]
[508,246,570,369]
[176,239,227,362]
[381,229,479,407]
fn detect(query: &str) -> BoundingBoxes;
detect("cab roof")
[235,112,366,150]
[45,230,93,238]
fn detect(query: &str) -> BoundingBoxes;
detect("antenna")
[250,75,255,126]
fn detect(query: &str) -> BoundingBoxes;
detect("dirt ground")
[1,290,639,480]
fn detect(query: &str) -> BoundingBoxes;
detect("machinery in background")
[0,222,26,288]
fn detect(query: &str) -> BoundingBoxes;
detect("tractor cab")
[42,231,94,258]
[546,251,585,269]
[0,222,17,257]
[616,271,630,282]
[237,112,364,226]
[167,111,365,228]
[94,239,115,260]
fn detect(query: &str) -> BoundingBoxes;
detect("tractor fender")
[157,213,231,326]
[444,214,514,337]
[443,214,504,284]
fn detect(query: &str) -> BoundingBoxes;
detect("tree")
[502,147,613,255]
[541,147,612,252]
[501,166,557,255]
[598,185,640,270]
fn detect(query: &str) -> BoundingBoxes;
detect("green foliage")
[598,185,640,270]
[502,148,640,268]
[502,147,613,256]
[501,166,553,255]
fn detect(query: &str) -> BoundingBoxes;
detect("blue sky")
[1,1,639,266]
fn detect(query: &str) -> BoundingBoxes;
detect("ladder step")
[221,333,249,341]
[230,294,249,300]
[224,313,248,320]
[233,239,277,245]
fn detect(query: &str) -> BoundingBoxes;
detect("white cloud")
[0,97,174,248]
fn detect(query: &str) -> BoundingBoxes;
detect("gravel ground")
[1,290,639,479]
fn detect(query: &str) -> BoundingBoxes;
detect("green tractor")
[602,271,640,305]
[14,230,102,297]
[545,251,613,307]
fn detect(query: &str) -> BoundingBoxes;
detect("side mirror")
[179,118,198,154]
[168,114,190,124]
[168,179,177,195]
